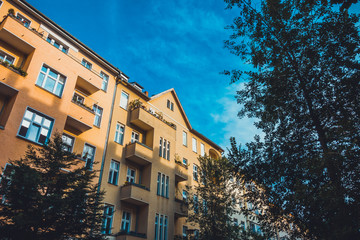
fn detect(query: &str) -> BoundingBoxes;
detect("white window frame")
[114,123,125,144]
[126,167,136,183]
[121,211,131,232]
[93,104,103,127]
[0,50,15,65]
[193,164,198,181]
[155,213,168,240]
[120,91,129,110]
[100,71,109,91]
[192,137,197,153]
[82,143,96,170]
[131,131,139,143]
[183,158,188,166]
[17,107,54,145]
[183,226,188,238]
[200,143,205,156]
[81,58,92,70]
[182,131,187,146]
[16,13,31,28]
[36,64,66,97]
[108,160,120,185]
[102,204,114,234]
[46,35,68,53]
[157,172,169,198]
[62,133,74,152]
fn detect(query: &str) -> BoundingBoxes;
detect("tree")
[186,156,240,240]
[224,0,360,239]
[0,133,106,240]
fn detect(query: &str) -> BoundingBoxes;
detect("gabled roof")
[150,89,223,153]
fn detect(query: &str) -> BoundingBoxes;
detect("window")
[240,221,246,231]
[120,91,129,109]
[0,1,2,8]
[81,58,92,70]
[183,158,188,166]
[164,216,168,240]
[131,131,139,143]
[167,99,174,111]
[16,13,31,28]
[93,105,103,127]
[159,137,163,157]
[194,195,198,213]
[36,65,66,97]
[100,71,109,91]
[155,213,168,240]
[182,190,188,202]
[193,164,198,181]
[192,137,197,152]
[0,50,15,65]
[121,211,131,232]
[157,173,161,195]
[62,133,74,152]
[46,35,68,53]
[114,123,125,144]
[182,131,187,146]
[200,143,205,156]
[155,214,159,240]
[108,160,120,185]
[234,218,239,226]
[82,143,95,170]
[126,168,136,183]
[183,226,188,238]
[102,205,114,234]
[157,173,169,198]
[159,137,170,160]
[18,108,53,145]
[194,229,199,240]
[72,92,84,105]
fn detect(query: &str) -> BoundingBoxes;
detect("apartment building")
[0,0,223,239]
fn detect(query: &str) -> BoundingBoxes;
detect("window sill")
[35,85,62,99]
[114,141,124,146]
[107,181,118,186]
[16,135,44,146]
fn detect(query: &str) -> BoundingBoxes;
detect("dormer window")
[46,35,68,53]
[81,58,92,70]
[167,99,174,111]
[16,13,31,28]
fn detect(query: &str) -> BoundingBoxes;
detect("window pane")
[44,77,56,92]
[28,124,40,142]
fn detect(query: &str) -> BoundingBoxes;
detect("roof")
[151,89,223,153]
[15,0,127,77]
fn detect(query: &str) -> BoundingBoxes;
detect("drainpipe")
[97,74,121,193]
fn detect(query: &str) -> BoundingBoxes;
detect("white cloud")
[210,82,263,152]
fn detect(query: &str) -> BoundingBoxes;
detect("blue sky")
[27,0,260,151]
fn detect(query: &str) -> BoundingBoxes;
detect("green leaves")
[225,0,360,239]
[0,133,105,240]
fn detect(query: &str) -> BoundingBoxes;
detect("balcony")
[175,162,188,182]
[174,198,188,218]
[0,16,36,55]
[125,142,153,166]
[129,107,154,131]
[130,106,176,131]
[65,90,96,134]
[120,183,150,206]
[75,75,100,95]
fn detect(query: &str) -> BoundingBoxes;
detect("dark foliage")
[0,133,105,240]
[225,0,360,239]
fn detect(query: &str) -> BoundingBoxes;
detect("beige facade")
[0,1,223,239]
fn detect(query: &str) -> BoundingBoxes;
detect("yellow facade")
[0,0,223,239]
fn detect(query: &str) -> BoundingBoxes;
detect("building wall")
[0,1,223,240]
